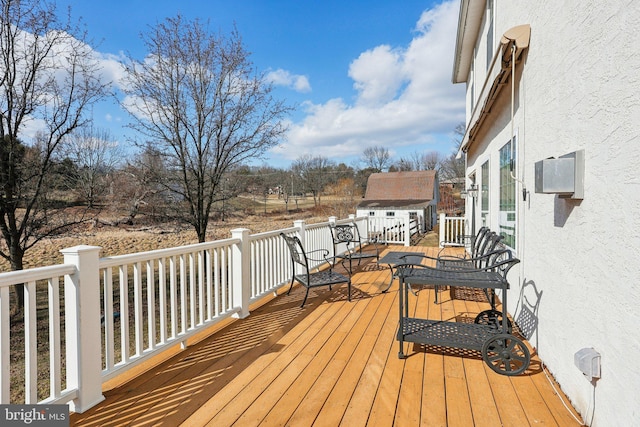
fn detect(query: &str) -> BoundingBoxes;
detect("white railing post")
[439,213,446,248]
[231,228,251,319]
[294,219,306,245]
[293,220,307,275]
[404,216,411,246]
[60,245,104,413]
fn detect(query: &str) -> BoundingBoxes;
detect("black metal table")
[377,251,424,292]
[396,252,531,376]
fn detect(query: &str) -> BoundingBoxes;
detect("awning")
[501,24,531,53]
[461,24,531,153]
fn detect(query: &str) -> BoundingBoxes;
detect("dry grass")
[1,196,333,403]
[1,198,328,271]
[2,194,440,404]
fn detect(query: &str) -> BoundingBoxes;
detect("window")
[486,0,494,70]
[470,51,475,112]
[369,211,375,217]
[386,211,395,217]
[499,140,516,248]
[481,160,489,226]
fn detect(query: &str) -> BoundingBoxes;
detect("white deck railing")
[438,213,467,248]
[366,216,419,246]
[0,215,371,413]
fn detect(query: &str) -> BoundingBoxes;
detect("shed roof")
[357,199,432,209]
[357,171,437,209]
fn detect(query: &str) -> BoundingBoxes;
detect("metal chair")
[281,233,351,307]
[438,226,490,257]
[438,231,504,270]
[329,222,380,274]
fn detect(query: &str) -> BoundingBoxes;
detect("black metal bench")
[436,228,504,310]
[396,249,530,376]
[438,229,503,269]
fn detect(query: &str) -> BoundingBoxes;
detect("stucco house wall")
[454,1,640,425]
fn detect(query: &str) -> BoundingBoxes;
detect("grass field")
[2,193,439,403]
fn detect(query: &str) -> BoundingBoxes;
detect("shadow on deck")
[71,246,584,426]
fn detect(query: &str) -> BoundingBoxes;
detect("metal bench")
[437,231,508,328]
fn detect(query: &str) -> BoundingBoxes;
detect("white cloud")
[349,45,406,106]
[96,52,128,90]
[266,69,311,93]
[276,0,464,162]
[8,28,127,141]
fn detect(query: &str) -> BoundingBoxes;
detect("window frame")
[499,138,517,249]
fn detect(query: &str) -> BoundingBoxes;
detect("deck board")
[71,246,584,427]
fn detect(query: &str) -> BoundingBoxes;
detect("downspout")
[508,38,528,202]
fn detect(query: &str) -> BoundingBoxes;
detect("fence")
[366,216,419,246]
[438,213,467,248]
[0,215,370,413]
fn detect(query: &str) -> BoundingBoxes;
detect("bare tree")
[361,146,391,172]
[414,151,441,171]
[65,125,121,207]
[390,157,414,171]
[439,122,466,180]
[325,177,356,218]
[292,154,334,207]
[121,16,290,242]
[108,144,167,224]
[0,0,108,309]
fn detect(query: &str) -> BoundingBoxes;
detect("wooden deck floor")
[71,246,584,426]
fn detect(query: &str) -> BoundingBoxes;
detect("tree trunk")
[9,243,25,316]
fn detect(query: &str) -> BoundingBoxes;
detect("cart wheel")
[482,334,530,376]
[474,309,512,332]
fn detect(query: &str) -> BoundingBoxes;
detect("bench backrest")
[486,248,520,279]
[470,227,491,257]
[474,232,504,268]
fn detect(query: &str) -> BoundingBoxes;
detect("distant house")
[356,170,439,232]
[452,1,639,425]
[439,177,464,191]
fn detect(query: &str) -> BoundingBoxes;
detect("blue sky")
[55,0,464,168]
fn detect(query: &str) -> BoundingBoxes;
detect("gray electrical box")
[534,150,584,199]
[574,347,601,381]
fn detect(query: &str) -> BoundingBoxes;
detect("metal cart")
[396,250,531,376]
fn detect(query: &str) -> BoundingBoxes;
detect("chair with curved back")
[329,222,380,274]
[281,232,351,307]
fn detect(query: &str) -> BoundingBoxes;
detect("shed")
[356,170,439,232]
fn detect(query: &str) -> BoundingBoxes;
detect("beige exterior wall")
[458,1,640,424]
